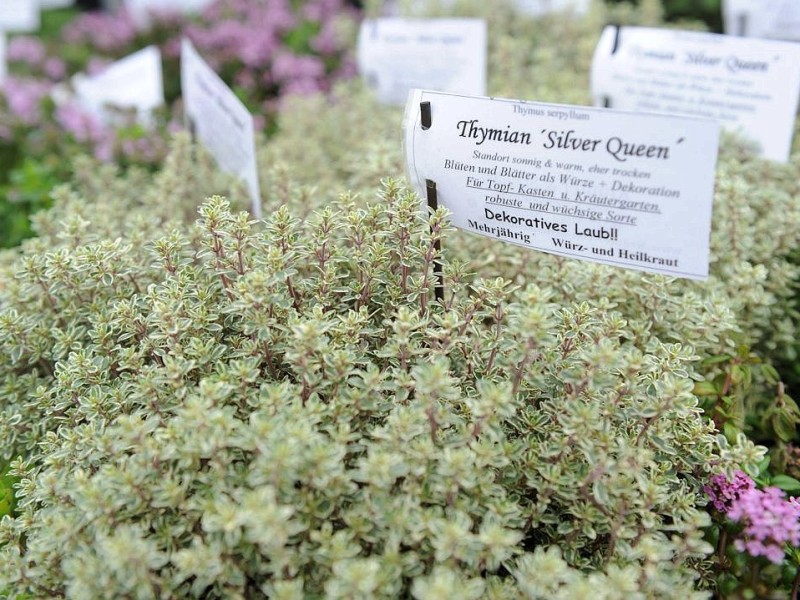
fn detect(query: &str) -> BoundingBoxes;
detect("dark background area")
[611,0,723,31]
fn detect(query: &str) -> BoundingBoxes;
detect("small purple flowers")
[728,487,800,564]
[705,470,755,513]
[706,471,800,564]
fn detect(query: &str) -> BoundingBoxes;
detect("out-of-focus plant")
[0,0,361,248]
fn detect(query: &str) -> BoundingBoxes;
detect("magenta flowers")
[705,470,756,513]
[706,471,800,564]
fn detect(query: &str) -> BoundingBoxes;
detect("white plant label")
[387,0,587,16]
[72,46,164,125]
[513,0,589,17]
[181,39,261,218]
[40,0,75,8]
[0,0,40,32]
[357,18,486,105]
[405,90,720,280]
[0,32,6,85]
[591,26,800,163]
[723,0,800,40]
[125,0,215,29]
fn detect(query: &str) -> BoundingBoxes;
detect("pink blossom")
[727,487,800,564]
[272,53,325,82]
[704,470,755,513]
[281,78,324,97]
[43,58,67,81]
[312,20,344,56]
[55,102,106,144]
[1,77,52,124]
[62,10,138,52]
[86,57,112,76]
[7,36,46,66]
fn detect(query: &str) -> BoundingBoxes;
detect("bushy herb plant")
[0,0,799,597]
[0,133,765,596]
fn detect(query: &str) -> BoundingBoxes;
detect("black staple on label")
[610,24,621,55]
[738,13,748,37]
[425,179,444,302]
[420,101,432,130]
[603,97,612,109]
[426,179,437,210]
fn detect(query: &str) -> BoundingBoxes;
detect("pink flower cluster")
[1,77,51,126]
[64,0,359,106]
[61,10,138,53]
[706,471,800,564]
[729,487,800,564]
[705,470,755,513]
[7,36,66,80]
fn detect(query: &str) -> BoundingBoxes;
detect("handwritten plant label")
[723,0,800,41]
[357,18,486,105]
[405,90,720,280]
[72,46,164,125]
[125,0,215,29]
[0,0,40,32]
[591,26,800,163]
[181,38,261,218]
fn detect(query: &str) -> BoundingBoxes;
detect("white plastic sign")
[389,0,588,16]
[72,46,164,125]
[357,18,486,105]
[0,32,6,85]
[125,0,215,29]
[591,26,800,163]
[405,90,720,280]
[723,0,800,40]
[181,38,261,218]
[514,0,589,16]
[40,0,75,8]
[0,0,40,32]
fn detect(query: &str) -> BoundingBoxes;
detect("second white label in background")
[387,0,588,17]
[514,0,589,17]
[125,0,215,30]
[40,0,75,8]
[723,0,800,41]
[181,39,261,218]
[0,0,40,32]
[405,90,720,280]
[591,26,800,163]
[72,45,164,125]
[0,33,6,85]
[357,18,486,105]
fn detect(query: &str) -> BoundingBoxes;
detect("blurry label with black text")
[591,26,800,163]
[404,89,720,280]
[723,0,800,40]
[357,18,486,105]
[0,0,40,32]
[181,38,261,218]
